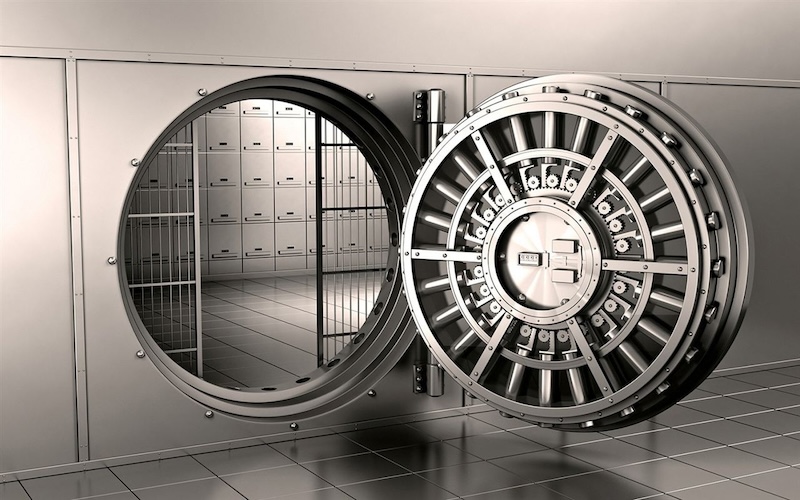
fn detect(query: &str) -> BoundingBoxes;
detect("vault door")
[401,75,751,430]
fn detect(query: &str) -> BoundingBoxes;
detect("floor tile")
[683,388,718,401]
[681,396,768,418]
[674,446,784,478]
[731,371,800,388]
[341,424,437,451]
[111,456,212,489]
[445,431,546,460]
[678,419,776,445]
[670,480,783,499]
[300,453,407,486]
[133,477,244,500]
[270,434,368,463]
[419,461,528,497]
[378,441,481,471]
[698,377,762,395]
[729,388,800,408]
[22,469,128,500]
[340,474,456,500]
[732,410,800,434]
[470,411,526,429]
[738,466,800,498]
[408,415,501,440]
[194,444,294,476]
[81,493,138,499]
[271,488,354,500]
[774,366,800,379]
[462,483,571,499]
[221,465,331,499]
[649,405,718,427]
[602,419,666,438]
[541,470,659,500]
[560,438,663,469]
[0,481,31,500]
[734,436,800,466]
[620,428,721,457]
[509,426,608,449]
[613,457,725,492]
[774,383,800,396]
[490,449,598,482]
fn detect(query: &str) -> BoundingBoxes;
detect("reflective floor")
[5,365,800,499]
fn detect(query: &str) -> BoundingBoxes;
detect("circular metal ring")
[118,76,419,420]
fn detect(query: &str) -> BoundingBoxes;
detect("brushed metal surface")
[0,57,77,472]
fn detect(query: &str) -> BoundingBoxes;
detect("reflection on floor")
[8,364,800,499]
[201,272,383,388]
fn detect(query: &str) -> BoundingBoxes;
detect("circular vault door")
[401,75,751,430]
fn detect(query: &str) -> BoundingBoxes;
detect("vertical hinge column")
[411,89,447,397]
[66,58,90,461]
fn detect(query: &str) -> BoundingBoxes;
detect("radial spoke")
[411,248,482,263]
[471,131,514,203]
[569,130,619,207]
[470,314,513,381]
[602,259,689,275]
[505,345,531,400]
[567,320,612,394]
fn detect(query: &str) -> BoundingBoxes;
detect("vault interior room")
[1,2,800,500]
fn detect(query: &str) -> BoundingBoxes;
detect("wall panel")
[668,83,800,370]
[0,57,77,472]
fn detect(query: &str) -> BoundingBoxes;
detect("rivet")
[367,389,377,397]
[603,386,608,391]
[365,92,375,100]
[204,410,214,418]
[602,106,608,111]
[587,356,593,361]
[130,158,140,167]
[562,96,568,101]
[197,88,207,96]
[107,256,117,265]
[135,350,145,359]
[290,422,299,431]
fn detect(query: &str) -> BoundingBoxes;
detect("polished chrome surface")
[401,75,751,429]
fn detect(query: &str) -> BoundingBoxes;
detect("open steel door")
[401,75,752,430]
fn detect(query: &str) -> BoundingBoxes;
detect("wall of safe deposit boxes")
[128,99,392,278]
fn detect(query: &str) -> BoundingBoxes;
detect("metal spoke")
[470,314,513,381]
[567,320,612,395]
[471,131,514,203]
[602,259,689,275]
[411,248,482,263]
[569,130,619,207]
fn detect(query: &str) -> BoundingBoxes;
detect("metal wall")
[1,0,798,477]
[1,2,798,80]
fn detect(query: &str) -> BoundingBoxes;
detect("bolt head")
[290,422,299,431]
[204,410,214,418]
[197,88,207,96]
[366,92,375,100]
[130,158,140,167]
[107,256,117,265]
[135,350,145,359]
[367,389,377,397]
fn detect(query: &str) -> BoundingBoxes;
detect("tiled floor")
[7,364,800,499]
[139,273,383,388]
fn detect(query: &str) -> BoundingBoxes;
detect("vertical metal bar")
[315,114,324,366]
[192,121,204,377]
[65,58,90,462]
